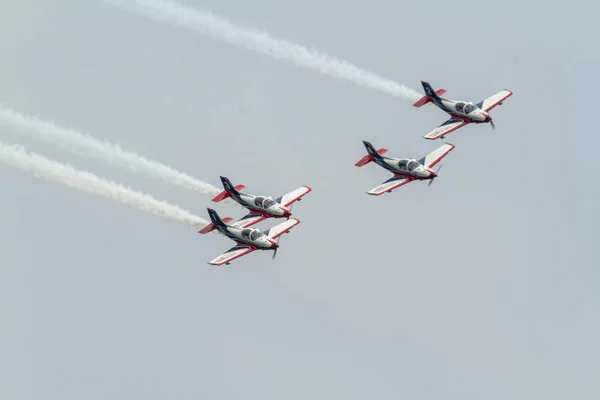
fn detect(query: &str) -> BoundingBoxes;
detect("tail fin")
[212,176,246,202]
[354,140,387,167]
[199,208,233,234]
[413,81,447,107]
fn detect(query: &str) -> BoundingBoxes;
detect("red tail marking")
[413,89,447,107]
[198,217,233,234]
[211,184,246,202]
[199,223,217,234]
[354,148,387,167]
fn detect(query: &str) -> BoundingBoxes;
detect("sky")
[0,1,597,399]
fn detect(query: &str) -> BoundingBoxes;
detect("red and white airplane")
[199,208,301,266]
[413,81,513,140]
[211,176,311,229]
[355,140,455,195]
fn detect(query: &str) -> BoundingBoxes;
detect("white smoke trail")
[0,141,209,229]
[0,105,226,198]
[104,0,421,101]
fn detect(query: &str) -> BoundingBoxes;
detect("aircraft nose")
[282,208,292,217]
[269,238,279,248]
[428,169,438,178]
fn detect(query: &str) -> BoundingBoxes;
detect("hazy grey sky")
[1,1,597,399]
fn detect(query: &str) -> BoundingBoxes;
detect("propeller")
[272,236,282,260]
[490,120,495,130]
[428,164,443,187]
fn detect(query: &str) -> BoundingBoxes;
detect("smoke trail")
[0,141,209,229]
[104,0,421,101]
[0,105,225,198]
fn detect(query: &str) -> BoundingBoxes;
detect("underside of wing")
[208,245,255,266]
[230,213,268,229]
[276,186,312,207]
[367,176,413,196]
[476,89,513,112]
[262,218,301,239]
[423,118,469,140]
[419,143,456,169]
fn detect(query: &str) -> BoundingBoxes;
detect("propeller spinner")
[428,164,444,187]
[272,236,281,259]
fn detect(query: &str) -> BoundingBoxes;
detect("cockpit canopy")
[406,159,422,171]
[456,102,477,114]
[397,159,421,171]
[397,159,409,170]
[241,228,264,241]
[254,196,277,209]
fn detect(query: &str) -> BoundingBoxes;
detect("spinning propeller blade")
[272,236,282,260]
[428,164,443,187]
[490,120,495,130]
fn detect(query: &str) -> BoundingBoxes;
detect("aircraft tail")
[354,140,388,167]
[212,176,246,202]
[413,81,447,107]
[199,208,233,234]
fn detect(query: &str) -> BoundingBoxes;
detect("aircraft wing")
[423,118,469,140]
[276,186,312,207]
[263,218,301,239]
[419,143,455,169]
[230,213,268,229]
[367,176,413,196]
[208,245,256,266]
[476,90,513,112]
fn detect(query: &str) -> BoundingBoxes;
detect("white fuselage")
[375,156,435,179]
[235,193,290,217]
[220,224,277,249]
[436,98,489,122]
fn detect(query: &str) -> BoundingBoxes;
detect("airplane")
[211,176,311,229]
[413,80,513,140]
[199,208,301,266]
[354,140,455,195]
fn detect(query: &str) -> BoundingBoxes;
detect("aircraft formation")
[204,80,513,266]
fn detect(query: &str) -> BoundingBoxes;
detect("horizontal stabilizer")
[413,89,446,107]
[198,217,233,234]
[355,148,387,167]
[212,184,245,202]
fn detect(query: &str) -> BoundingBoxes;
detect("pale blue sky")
[1,1,597,399]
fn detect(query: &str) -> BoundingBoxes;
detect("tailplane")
[413,81,446,107]
[199,208,233,234]
[354,140,387,167]
[212,176,246,202]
